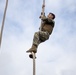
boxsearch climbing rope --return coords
[28,0,45,75]
[0,0,8,47]
[32,52,36,75]
[40,0,45,31]
[32,1,45,75]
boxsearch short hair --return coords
[49,13,55,19]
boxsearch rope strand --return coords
[32,52,36,75]
[0,0,8,47]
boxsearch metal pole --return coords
[32,52,36,75]
[0,0,8,47]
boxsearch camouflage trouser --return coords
[33,31,50,46]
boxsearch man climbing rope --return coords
[26,12,55,53]
[26,3,55,53]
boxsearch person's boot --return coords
[26,44,37,53]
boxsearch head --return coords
[47,13,55,20]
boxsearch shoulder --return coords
[52,20,55,24]
[47,19,55,24]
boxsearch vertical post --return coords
[32,52,36,75]
[0,0,8,47]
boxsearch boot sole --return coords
[29,53,36,59]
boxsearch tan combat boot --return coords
[26,44,37,53]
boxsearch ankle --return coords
[33,44,37,47]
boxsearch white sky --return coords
[0,0,76,75]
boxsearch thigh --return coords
[39,31,49,42]
[34,31,39,38]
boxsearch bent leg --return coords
[26,31,49,53]
[33,31,49,45]
[26,31,40,53]
[39,31,49,42]
[33,31,40,46]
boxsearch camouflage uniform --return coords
[33,16,55,46]
[26,16,55,53]
[33,31,49,46]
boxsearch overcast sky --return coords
[0,0,76,75]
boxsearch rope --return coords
[0,0,8,47]
[32,1,45,74]
[40,0,45,31]
[32,52,36,75]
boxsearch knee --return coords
[34,32,39,36]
